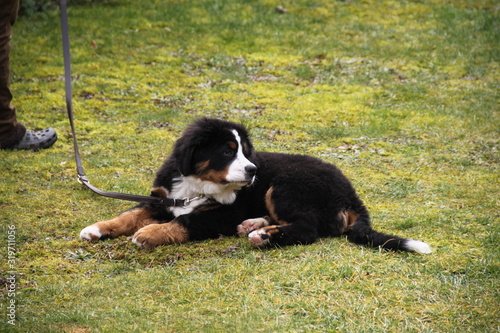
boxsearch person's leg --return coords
[0,0,57,150]
[0,0,24,147]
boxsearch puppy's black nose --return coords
[245,164,257,176]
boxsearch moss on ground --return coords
[0,0,498,332]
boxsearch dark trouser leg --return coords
[0,0,25,148]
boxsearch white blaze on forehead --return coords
[231,129,245,157]
[226,129,255,182]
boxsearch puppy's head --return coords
[174,118,257,188]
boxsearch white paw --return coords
[131,236,145,248]
[79,225,102,241]
[405,239,432,254]
[237,217,270,237]
[248,229,270,247]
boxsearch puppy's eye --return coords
[223,149,234,156]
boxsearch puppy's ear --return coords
[181,146,195,176]
[174,143,195,176]
[173,118,210,176]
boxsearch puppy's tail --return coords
[345,210,432,254]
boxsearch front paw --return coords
[132,223,188,249]
[132,225,164,249]
[80,225,105,241]
[237,217,270,237]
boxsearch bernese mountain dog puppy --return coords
[80,118,431,253]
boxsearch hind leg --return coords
[247,186,319,247]
[248,222,318,247]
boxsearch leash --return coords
[59,0,188,207]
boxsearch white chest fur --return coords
[167,176,239,216]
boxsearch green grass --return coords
[1,0,499,331]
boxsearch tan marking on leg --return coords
[132,222,188,249]
[248,225,283,247]
[265,187,289,225]
[92,208,158,238]
[347,210,359,228]
[338,209,359,232]
[261,225,281,236]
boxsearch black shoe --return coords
[10,127,57,150]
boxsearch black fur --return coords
[138,118,430,252]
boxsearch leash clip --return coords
[77,174,88,185]
[182,195,205,207]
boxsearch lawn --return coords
[1,0,499,332]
